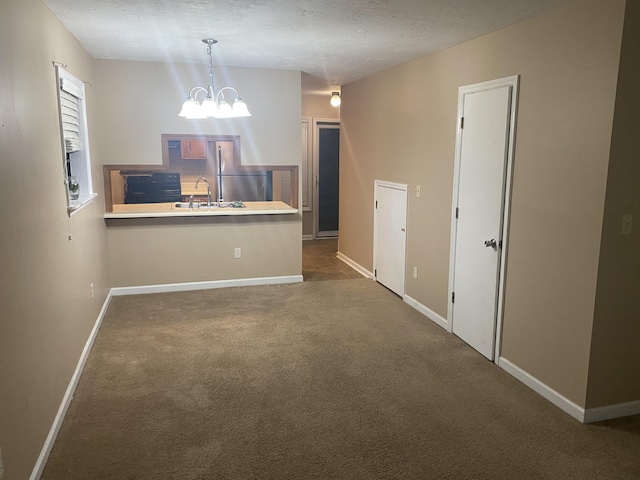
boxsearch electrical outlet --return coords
[234,247,241,259]
[90,283,95,299]
[622,214,633,235]
[413,266,418,279]
[0,446,5,480]
[416,185,421,198]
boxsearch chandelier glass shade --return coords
[179,39,251,119]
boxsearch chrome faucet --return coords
[194,176,211,206]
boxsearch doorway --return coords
[448,76,519,361]
[313,120,340,238]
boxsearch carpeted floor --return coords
[42,279,640,479]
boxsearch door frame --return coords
[313,118,340,238]
[373,180,408,296]
[447,75,519,361]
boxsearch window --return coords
[56,66,96,215]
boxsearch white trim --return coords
[110,275,303,296]
[30,289,114,480]
[302,234,314,241]
[336,252,374,279]
[493,76,519,360]
[301,117,312,211]
[584,400,640,423]
[403,295,448,330]
[497,357,586,423]
[447,75,520,354]
[373,180,407,191]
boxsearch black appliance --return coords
[124,172,182,204]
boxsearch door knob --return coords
[484,239,497,249]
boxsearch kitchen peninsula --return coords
[103,134,302,290]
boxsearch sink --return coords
[174,202,220,209]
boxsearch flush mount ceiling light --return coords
[330,91,341,107]
[179,38,251,119]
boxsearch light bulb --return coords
[330,92,341,107]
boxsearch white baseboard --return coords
[110,275,304,296]
[30,289,114,480]
[499,357,640,423]
[498,357,586,423]
[584,400,640,423]
[302,235,314,241]
[336,252,373,279]
[403,295,449,331]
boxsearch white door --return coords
[374,181,408,296]
[450,77,518,360]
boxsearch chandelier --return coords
[179,38,251,119]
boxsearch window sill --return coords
[68,193,98,217]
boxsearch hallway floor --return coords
[302,238,363,282]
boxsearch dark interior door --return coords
[317,126,340,237]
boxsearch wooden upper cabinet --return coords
[181,140,207,159]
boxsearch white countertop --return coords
[104,201,297,219]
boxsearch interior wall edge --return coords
[585,0,640,409]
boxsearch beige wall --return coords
[0,0,111,478]
[95,60,301,168]
[107,216,301,287]
[339,0,626,407]
[302,200,315,237]
[587,0,640,408]
[301,95,341,237]
[302,94,339,119]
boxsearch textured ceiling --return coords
[42,0,574,94]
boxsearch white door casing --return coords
[448,76,519,361]
[374,181,408,297]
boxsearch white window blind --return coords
[59,86,81,153]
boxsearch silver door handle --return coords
[484,239,497,249]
